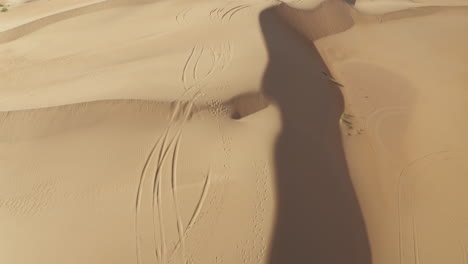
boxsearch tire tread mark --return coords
[135,130,168,264]
[182,45,198,90]
[228,5,250,20]
[171,130,186,263]
[397,150,449,264]
[192,47,205,82]
[168,167,212,262]
[221,5,248,20]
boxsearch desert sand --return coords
[1,0,468,263]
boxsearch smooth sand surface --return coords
[355,0,468,14]
[281,1,468,264]
[1,0,467,263]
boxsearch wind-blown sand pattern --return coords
[1,0,468,263]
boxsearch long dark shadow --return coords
[259,7,372,264]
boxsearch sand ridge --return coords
[310,2,468,264]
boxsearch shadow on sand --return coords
[259,6,372,264]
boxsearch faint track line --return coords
[136,36,228,263]
[192,46,205,82]
[169,167,212,262]
[205,48,217,77]
[175,8,190,24]
[182,45,197,91]
[151,92,200,264]
[209,8,219,20]
[221,5,249,20]
[135,96,187,264]
[449,217,468,264]
[135,131,168,264]
[228,5,251,20]
[171,130,186,264]
[397,150,450,264]
[150,128,183,263]
[463,241,468,264]
[181,42,231,93]
[411,189,420,264]
[209,3,252,23]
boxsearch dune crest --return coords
[277,0,355,40]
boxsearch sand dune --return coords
[1,0,468,263]
[355,0,468,13]
[278,2,468,264]
[0,98,280,263]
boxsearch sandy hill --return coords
[1,0,468,263]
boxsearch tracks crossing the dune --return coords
[174,2,253,27]
[135,94,197,264]
[209,4,252,23]
[449,217,468,264]
[460,240,468,264]
[151,95,200,264]
[170,131,186,264]
[168,168,212,263]
[365,107,408,153]
[175,8,191,25]
[135,92,199,264]
[181,42,233,92]
[460,234,468,264]
[135,40,229,263]
[396,150,451,264]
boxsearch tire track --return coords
[150,128,179,263]
[219,42,232,71]
[135,38,229,264]
[135,101,186,264]
[164,97,203,263]
[135,93,191,264]
[186,167,211,238]
[168,167,212,263]
[135,132,165,264]
[411,188,420,264]
[462,241,468,264]
[209,8,219,20]
[396,150,450,264]
[209,4,251,22]
[150,93,200,264]
[208,6,223,21]
[366,107,408,153]
[182,45,205,91]
[0,182,54,217]
[192,47,205,82]
[221,5,249,20]
[170,131,186,264]
[182,45,198,91]
[176,8,191,25]
[228,5,251,20]
[450,217,468,264]
[181,42,232,93]
[205,48,218,77]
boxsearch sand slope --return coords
[280,2,468,264]
[0,99,280,263]
[0,0,280,263]
[1,0,468,263]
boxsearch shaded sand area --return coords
[278,0,468,263]
[1,0,468,263]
